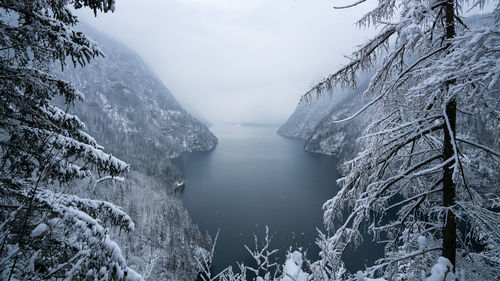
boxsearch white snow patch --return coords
[425,257,456,281]
[418,235,427,251]
[281,251,309,281]
[125,267,144,281]
[30,223,48,237]
[356,271,387,281]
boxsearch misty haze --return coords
[1,1,499,281]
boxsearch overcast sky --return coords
[77,0,376,124]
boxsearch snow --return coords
[425,257,456,281]
[125,268,144,281]
[30,223,48,237]
[488,58,500,89]
[55,26,218,161]
[281,251,309,281]
[356,271,387,281]
[418,235,427,251]
[28,250,40,272]
[104,235,126,266]
[469,32,484,45]
[93,175,125,191]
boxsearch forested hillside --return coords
[54,24,217,178]
[1,1,144,280]
[0,1,217,279]
[52,24,218,280]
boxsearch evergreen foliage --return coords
[0,1,142,280]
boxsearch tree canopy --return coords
[301,0,500,279]
[0,1,142,280]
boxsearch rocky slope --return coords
[278,74,372,161]
[280,14,495,163]
[304,91,372,161]
[51,23,218,280]
[277,92,344,139]
[54,23,217,177]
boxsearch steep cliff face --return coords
[278,75,371,160]
[303,93,373,161]
[277,93,344,139]
[54,24,217,175]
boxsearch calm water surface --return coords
[175,124,379,273]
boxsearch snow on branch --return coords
[92,176,126,192]
[301,26,397,102]
[244,226,279,278]
[456,138,500,157]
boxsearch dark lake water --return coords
[175,124,380,274]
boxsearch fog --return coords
[77,0,376,124]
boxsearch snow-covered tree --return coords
[0,0,142,280]
[301,0,499,279]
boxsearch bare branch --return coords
[333,0,367,10]
[456,138,500,157]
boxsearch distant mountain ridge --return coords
[54,23,217,176]
[277,92,344,140]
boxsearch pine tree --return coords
[0,0,142,280]
[301,0,500,279]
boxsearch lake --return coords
[174,124,381,274]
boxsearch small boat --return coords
[173,180,185,190]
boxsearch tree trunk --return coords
[442,0,457,269]
[442,99,457,268]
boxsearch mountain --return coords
[50,23,218,280]
[278,74,372,161]
[277,92,344,139]
[54,23,217,177]
[304,91,373,161]
[280,14,496,163]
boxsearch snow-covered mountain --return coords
[280,14,495,163]
[54,24,217,176]
[278,74,372,161]
[277,93,343,139]
[304,92,373,161]
[50,24,219,280]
